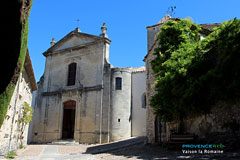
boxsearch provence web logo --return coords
[182,144,225,154]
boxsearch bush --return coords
[5,150,16,159]
[18,144,24,149]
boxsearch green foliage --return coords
[18,102,33,144]
[0,0,33,128]
[19,102,33,124]
[5,150,16,159]
[0,84,16,128]
[18,144,24,149]
[150,18,240,122]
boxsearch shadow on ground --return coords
[86,143,240,160]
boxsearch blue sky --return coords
[28,0,240,81]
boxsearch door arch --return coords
[62,100,76,139]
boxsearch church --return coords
[30,23,146,144]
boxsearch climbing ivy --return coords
[150,18,240,122]
[18,102,33,145]
[0,0,33,128]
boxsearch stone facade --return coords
[144,44,157,143]
[144,15,171,143]
[0,51,37,155]
[30,24,146,144]
[182,101,240,138]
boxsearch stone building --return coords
[30,23,146,144]
[0,50,37,155]
[144,15,226,143]
[144,14,171,144]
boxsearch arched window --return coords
[115,77,122,90]
[67,63,77,86]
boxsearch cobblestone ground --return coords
[0,144,239,160]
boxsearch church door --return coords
[62,100,76,139]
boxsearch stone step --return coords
[51,139,78,145]
[170,134,195,142]
[85,136,146,154]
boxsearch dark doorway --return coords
[155,116,161,142]
[62,100,76,139]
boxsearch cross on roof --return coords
[76,19,80,27]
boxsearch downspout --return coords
[107,67,111,143]
[130,72,133,137]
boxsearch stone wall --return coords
[145,45,157,143]
[0,68,33,155]
[110,68,132,141]
[131,70,146,137]
[164,101,240,147]
[185,101,240,138]
[147,26,160,51]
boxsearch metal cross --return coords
[76,19,80,27]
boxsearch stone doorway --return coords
[62,100,76,139]
[154,116,161,142]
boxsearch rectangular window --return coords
[67,63,77,86]
[142,93,146,108]
[115,77,122,90]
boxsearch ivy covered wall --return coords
[0,0,33,128]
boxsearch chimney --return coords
[75,27,81,32]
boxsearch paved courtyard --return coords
[1,144,240,160]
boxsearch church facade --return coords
[30,24,146,144]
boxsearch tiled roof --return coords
[199,23,220,31]
[24,50,37,91]
[131,66,146,73]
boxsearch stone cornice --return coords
[42,85,103,96]
[43,29,111,57]
[43,39,102,57]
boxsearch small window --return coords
[142,93,146,108]
[67,63,77,86]
[115,77,122,90]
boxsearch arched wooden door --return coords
[62,100,76,139]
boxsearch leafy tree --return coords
[150,18,240,126]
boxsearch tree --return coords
[150,18,240,127]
